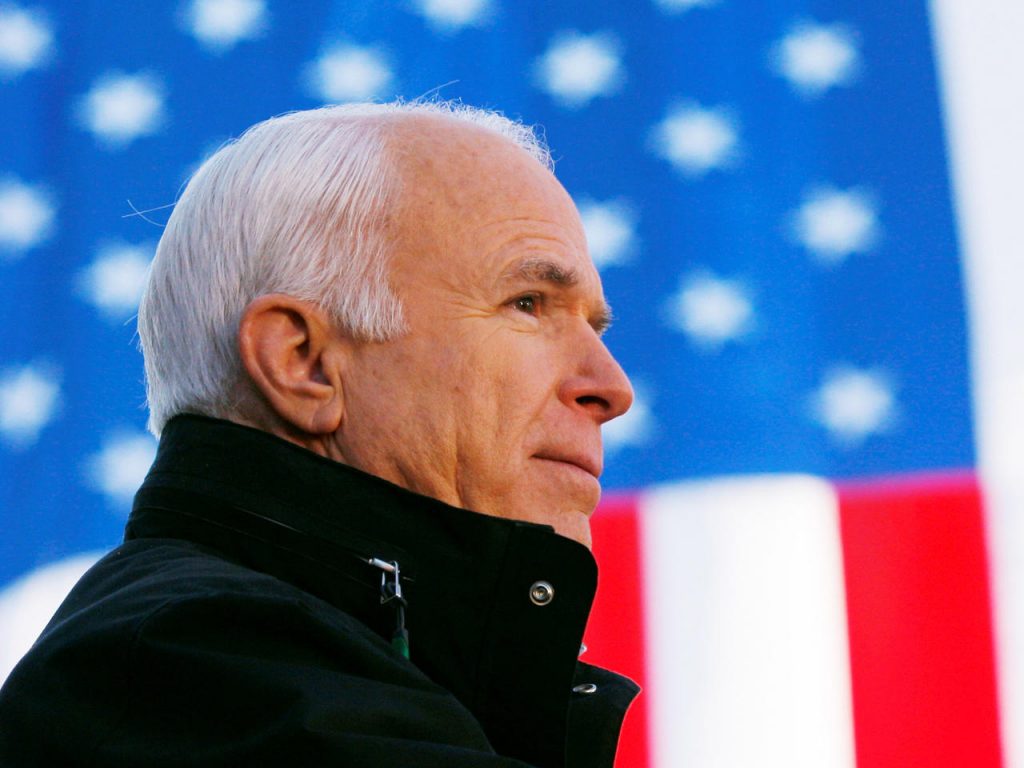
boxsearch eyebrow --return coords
[499,257,613,334]
[500,257,579,287]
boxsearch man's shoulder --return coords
[0,538,508,766]
[31,537,401,672]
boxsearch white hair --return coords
[138,101,552,435]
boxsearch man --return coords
[0,101,637,767]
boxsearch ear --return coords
[238,294,346,437]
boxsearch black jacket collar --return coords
[126,414,618,767]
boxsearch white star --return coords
[306,44,393,103]
[0,552,104,686]
[412,0,491,32]
[78,72,165,148]
[0,363,60,447]
[77,241,153,318]
[183,0,267,51]
[771,21,859,97]
[653,0,719,13]
[535,31,623,108]
[651,103,740,177]
[577,198,637,269]
[0,4,53,79]
[666,272,754,347]
[603,385,653,453]
[87,431,158,505]
[811,366,895,445]
[792,186,879,264]
[0,176,55,257]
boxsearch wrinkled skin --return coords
[243,116,633,548]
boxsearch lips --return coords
[533,452,602,479]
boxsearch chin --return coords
[498,496,594,548]
[552,510,593,549]
[529,458,601,507]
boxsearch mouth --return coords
[533,453,602,480]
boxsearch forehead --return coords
[391,116,576,224]
[388,117,601,292]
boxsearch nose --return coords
[560,330,634,424]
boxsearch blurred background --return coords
[0,1,1021,766]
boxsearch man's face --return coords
[331,119,633,547]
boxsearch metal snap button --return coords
[529,580,554,606]
[573,683,598,695]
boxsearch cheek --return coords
[457,385,558,487]
[345,346,456,448]
[421,328,560,465]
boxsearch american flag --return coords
[0,1,1021,766]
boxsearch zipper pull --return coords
[368,557,409,659]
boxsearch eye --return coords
[512,294,540,315]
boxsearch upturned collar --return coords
[126,414,604,767]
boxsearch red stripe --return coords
[587,493,650,768]
[838,472,1003,768]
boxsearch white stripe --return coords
[640,475,855,768]
[930,3,1024,765]
[0,552,103,686]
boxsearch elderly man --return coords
[0,102,637,767]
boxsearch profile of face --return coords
[241,117,633,547]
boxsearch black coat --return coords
[0,415,638,767]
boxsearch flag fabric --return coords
[1,1,1022,766]
[586,474,1004,767]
